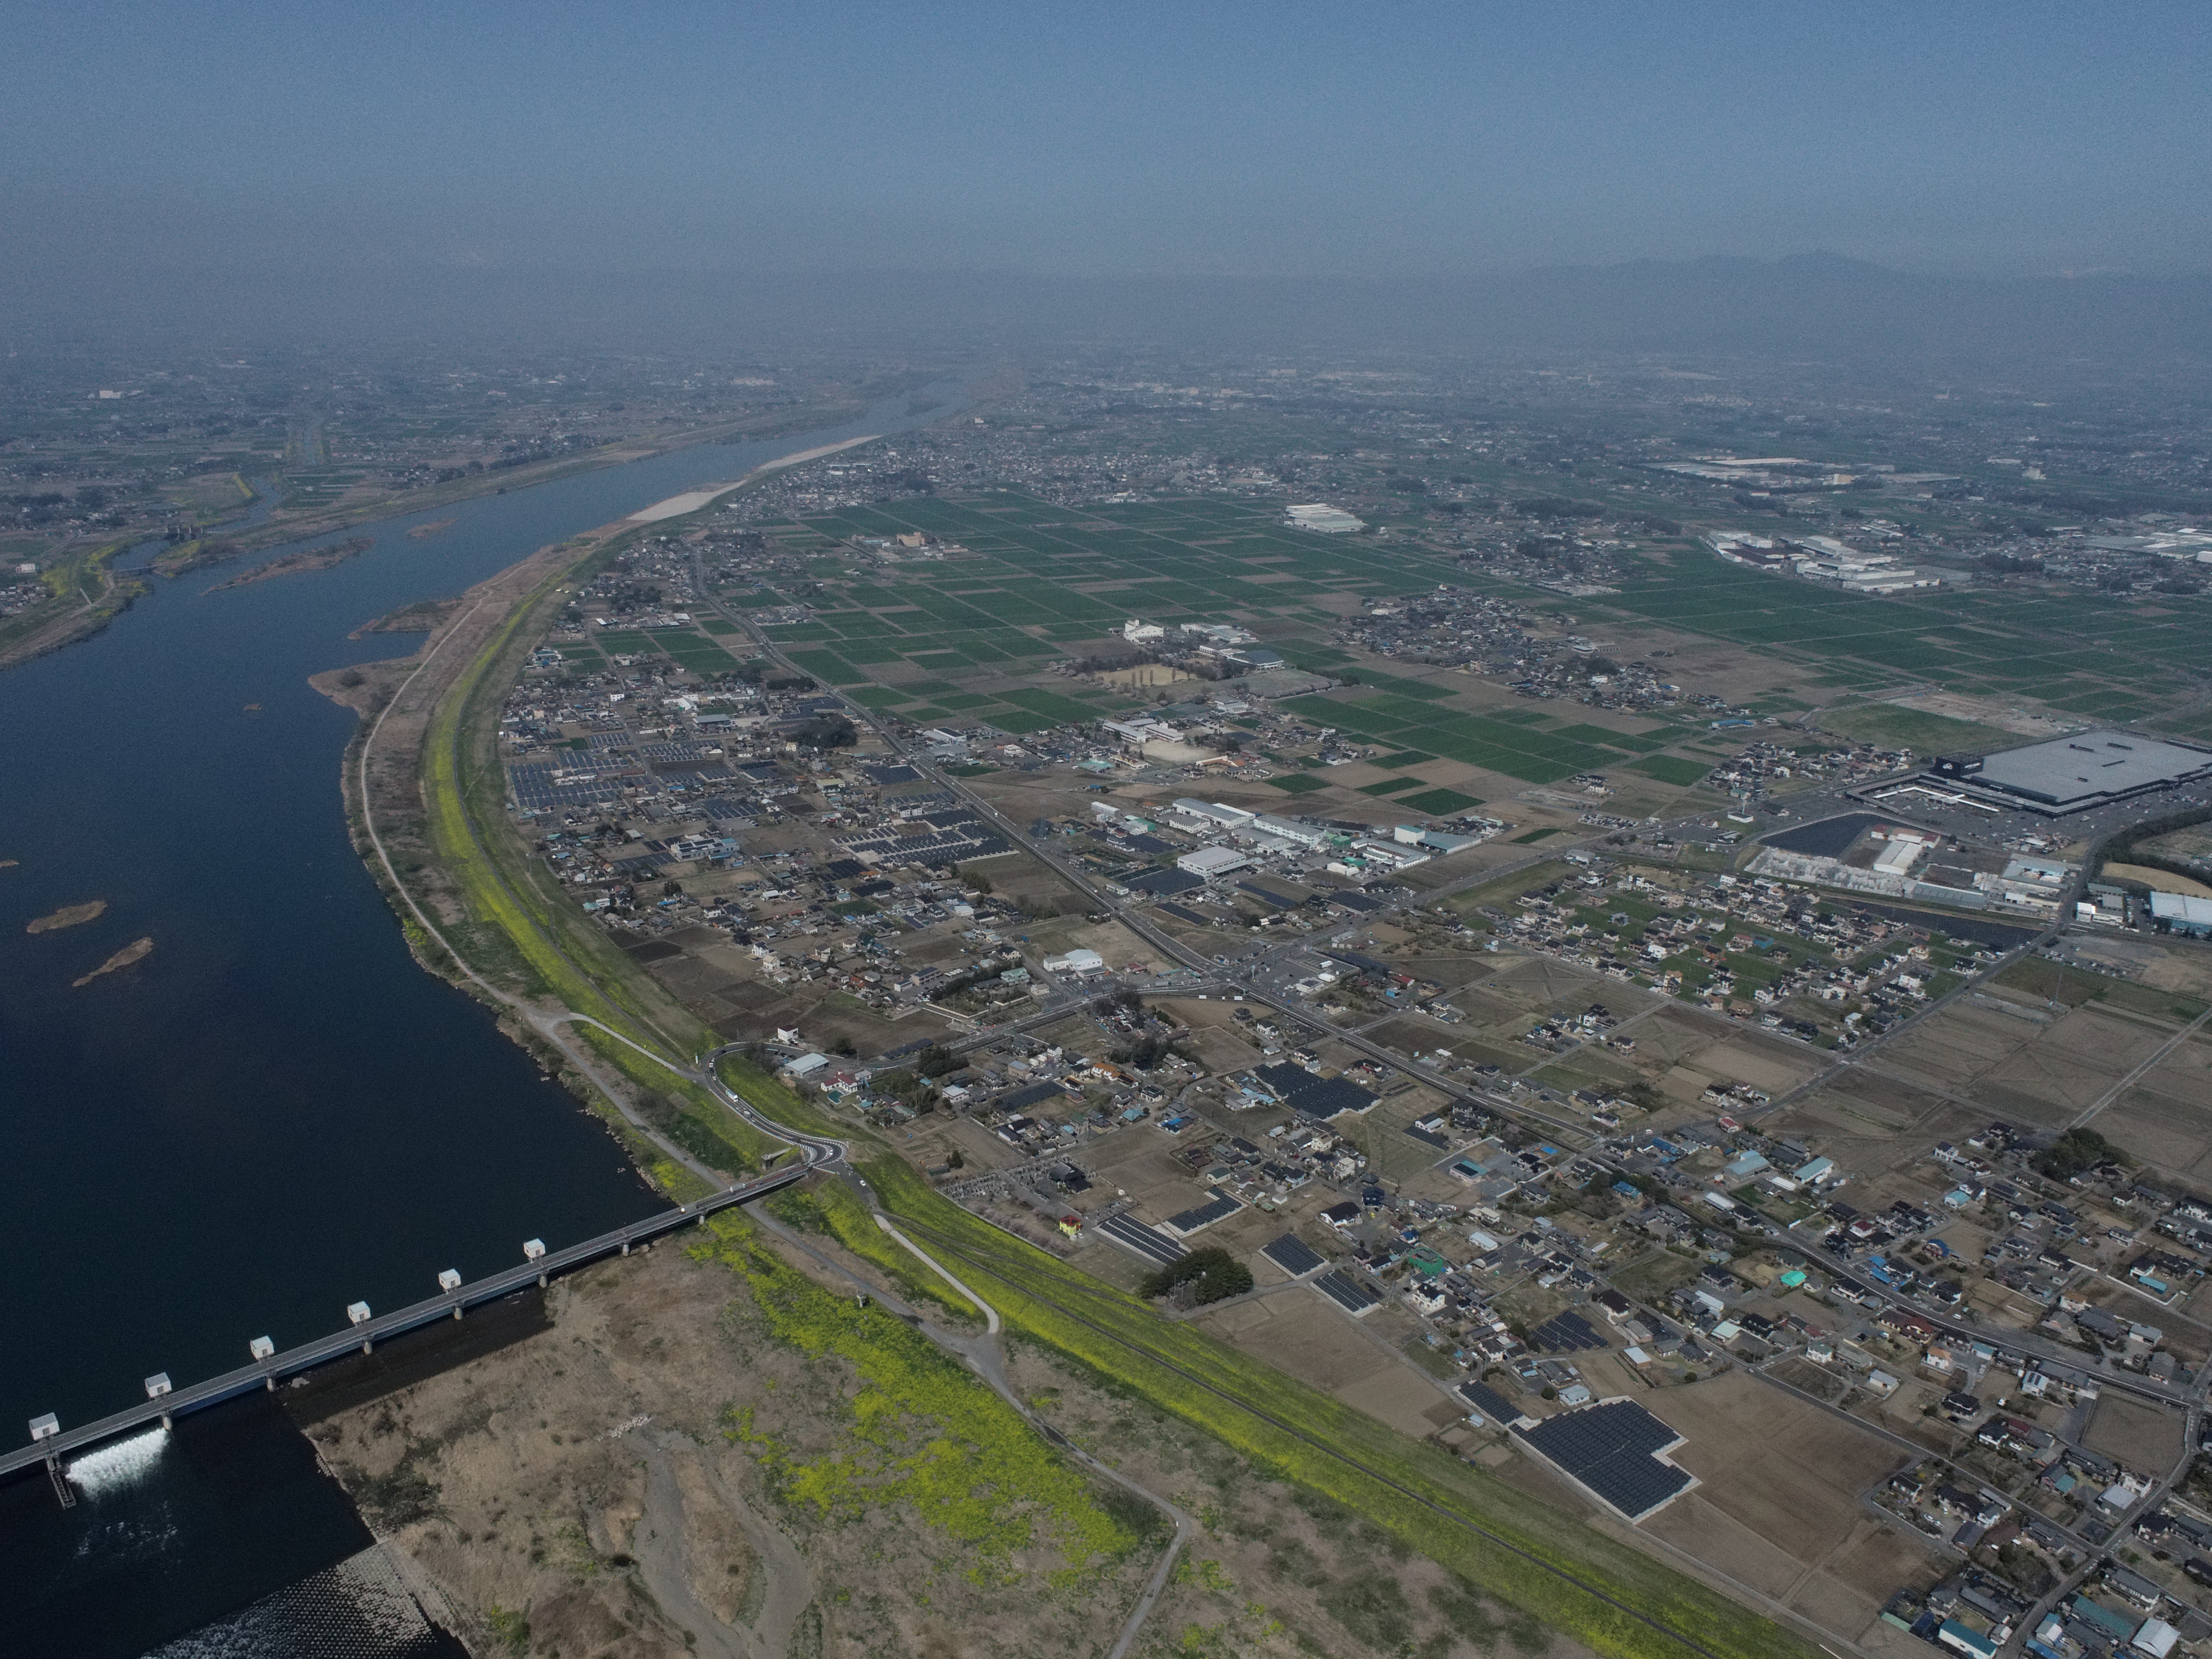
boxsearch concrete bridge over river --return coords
[3,1157,815,1499]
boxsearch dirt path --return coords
[626,1431,754,1659]
[761,1203,1195,1659]
[699,1446,813,1656]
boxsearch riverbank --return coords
[312,513,709,1195]
[216,398,877,561]
[205,535,372,592]
[0,538,146,676]
[312,441,869,1200]
[338,446,1832,1659]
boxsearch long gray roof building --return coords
[1927,730,2212,816]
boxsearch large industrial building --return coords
[1919,730,2212,817]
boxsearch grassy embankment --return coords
[414,530,779,1194]
[407,464,1815,1659]
[0,536,144,664]
[863,1155,1822,1659]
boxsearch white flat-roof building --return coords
[1177,846,1250,879]
[1251,813,1326,848]
[1173,798,1253,827]
[2151,892,2212,938]
[1285,503,1365,534]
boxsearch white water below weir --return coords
[67,1424,170,1498]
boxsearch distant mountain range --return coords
[9,254,2209,370]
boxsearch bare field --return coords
[2082,1394,2187,1472]
[1881,1004,2039,1090]
[1494,1370,1943,1649]
[1643,1374,1919,1579]
[2093,1079,2212,1182]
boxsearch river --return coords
[0,377,973,1655]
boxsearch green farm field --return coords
[718,493,2212,796]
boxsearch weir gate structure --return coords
[4,1159,809,1497]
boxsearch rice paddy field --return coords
[727,490,2212,782]
[732,492,1478,729]
[1593,557,2212,734]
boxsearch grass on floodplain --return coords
[414,534,788,1180]
[764,1176,981,1327]
[694,1211,1138,1581]
[847,1155,1821,1659]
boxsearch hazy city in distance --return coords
[7,9,2212,1659]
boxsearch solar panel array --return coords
[635,740,721,764]
[1095,1212,1184,1266]
[508,760,631,812]
[1164,1193,1242,1236]
[1291,1077,1381,1120]
[1456,1379,1520,1423]
[835,823,1009,862]
[1529,1311,1606,1352]
[1261,1232,1325,1277]
[1158,902,1213,925]
[1515,1401,1692,1519]
[1314,1269,1383,1315]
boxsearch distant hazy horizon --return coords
[6,3,2208,289]
[7,4,2207,365]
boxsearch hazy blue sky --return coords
[6,1,2206,279]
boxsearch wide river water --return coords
[1,377,972,1655]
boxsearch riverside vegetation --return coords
[367,476,1829,1659]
